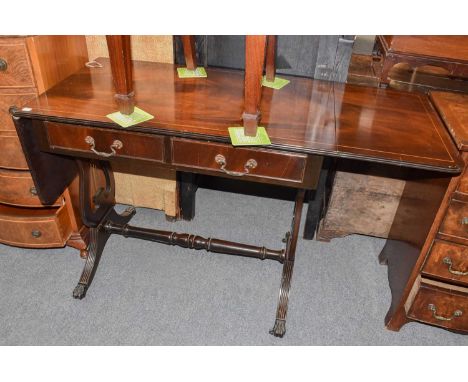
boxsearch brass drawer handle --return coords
[461,217,468,225]
[31,230,42,239]
[85,136,123,158]
[443,257,468,276]
[29,186,38,196]
[428,304,463,321]
[0,58,7,72]
[214,154,257,177]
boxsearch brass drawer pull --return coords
[214,154,257,177]
[0,58,7,72]
[428,304,463,321]
[461,217,468,225]
[29,186,38,196]
[31,230,42,239]
[443,257,468,276]
[85,136,123,158]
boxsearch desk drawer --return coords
[0,42,35,88]
[422,240,468,287]
[0,204,71,248]
[407,280,468,332]
[171,138,308,186]
[0,168,61,207]
[438,199,468,246]
[0,131,29,169]
[45,122,165,163]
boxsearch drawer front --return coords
[0,169,61,207]
[171,138,307,185]
[407,282,468,332]
[423,240,468,287]
[438,199,468,245]
[0,42,35,88]
[0,92,36,131]
[45,122,165,163]
[0,204,71,248]
[0,131,29,169]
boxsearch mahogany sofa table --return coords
[11,58,462,337]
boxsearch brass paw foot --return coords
[269,319,286,338]
[73,283,88,299]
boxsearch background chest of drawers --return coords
[0,36,88,255]
[404,91,468,332]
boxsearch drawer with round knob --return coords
[407,279,468,332]
[0,168,62,207]
[0,204,71,248]
[0,42,35,88]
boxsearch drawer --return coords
[438,199,468,246]
[0,42,35,88]
[171,138,308,186]
[0,91,37,131]
[0,204,71,248]
[407,280,468,332]
[45,122,165,163]
[0,168,61,207]
[422,240,468,287]
[0,131,29,169]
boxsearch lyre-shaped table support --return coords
[71,158,305,337]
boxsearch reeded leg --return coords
[270,260,294,337]
[270,190,305,337]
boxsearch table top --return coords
[15,58,462,173]
[430,91,468,152]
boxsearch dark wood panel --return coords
[171,138,310,187]
[13,58,462,173]
[45,121,165,163]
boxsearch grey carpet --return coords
[0,187,467,345]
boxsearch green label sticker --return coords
[177,67,208,78]
[228,126,271,146]
[106,107,154,128]
[262,75,290,90]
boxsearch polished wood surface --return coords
[430,91,468,151]
[265,35,277,82]
[0,38,35,87]
[383,36,468,62]
[0,131,28,169]
[25,36,88,94]
[423,240,468,287]
[17,58,461,173]
[438,199,468,246]
[0,168,61,207]
[0,90,37,130]
[407,279,468,332]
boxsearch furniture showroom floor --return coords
[1,186,467,345]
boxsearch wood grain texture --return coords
[0,130,28,169]
[25,35,88,94]
[422,240,468,287]
[0,39,35,88]
[86,35,176,214]
[430,91,468,151]
[16,58,462,173]
[438,199,468,246]
[407,280,468,332]
[0,89,37,131]
[0,203,71,248]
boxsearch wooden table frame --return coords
[10,35,464,338]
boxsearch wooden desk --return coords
[11,58,462,337]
